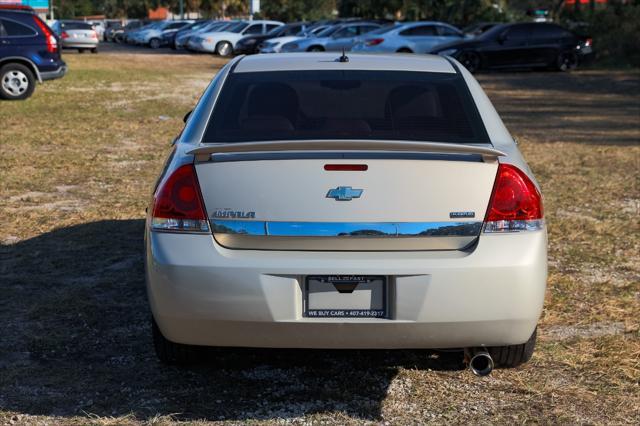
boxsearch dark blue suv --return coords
[0,5,67,100]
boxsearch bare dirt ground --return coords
[1,48,639,425]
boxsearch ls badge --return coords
[326,186,363,201]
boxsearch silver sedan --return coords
[280,23,382,52]
[352,21,465,54]
[52,21,99,53]
[146,52,547,376]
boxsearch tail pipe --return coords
[466,349,494,376]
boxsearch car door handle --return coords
[0,40,9,44]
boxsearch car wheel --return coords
[0,63,36,100]
[487,328,537,368]
[78,48,85,54]
[458,51,481,73]
[308,46,324,52]
[557,51,578,72]
[397,48,413,53]
[91,47,98,54]
[149,38,160,49]
[216,41,233,57]
[152,316,204,365]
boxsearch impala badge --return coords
[326,186,363,201]
[450,211,475,218]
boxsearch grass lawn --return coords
[0,49,638,425]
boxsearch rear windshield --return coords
[61,22,93,30]
[202,70,489,144]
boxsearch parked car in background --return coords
[431,22,593,72]
[0,4,66,100]
[51,20,99,53]
[103,20,122,42]
[146,53,546,375]
[125,21,156,44]
[166,20,209,49]
[235,22,309,54]
[130,20,193,49]
[352,21,464,54]
[176,21,230,50]
[88,20,105,40]
[280,22,382,52]
[259,24,330,53]
[115,20,146,43]
[188,20,283,56]
[462,22,499,37]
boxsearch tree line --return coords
[54,0,521,24]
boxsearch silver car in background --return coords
[259,25,330,53]
[146,53,547,376]
[280,23,382,52]
[352,21,465,54]
[175,21,228,50]
[52,21,99,53]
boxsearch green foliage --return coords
[261,0,336,22]
[563,2,640,68]
[338,0,510,26]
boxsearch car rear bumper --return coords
[146,229,547,349]
[40,64,67,81]
[62,41,99,49]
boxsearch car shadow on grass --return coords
[0,219,464,422]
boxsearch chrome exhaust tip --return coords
[468,351,494,376]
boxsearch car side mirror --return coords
[183,110,192,123]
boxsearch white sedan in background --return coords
[187,20,283,56]
[146,52,547,377]
[351,21,466,54]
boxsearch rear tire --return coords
[458,51,481,73]
[149,38,160,49]
[308,46,324,52]
[487,328,537,368]
[216,41,233,57]
[557,51,578,72]
[397,48,413,53]
[91,47,98,54]
[78,48,85,53]
[0,63,35,100]
[152,316,204,365]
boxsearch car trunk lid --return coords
[192,142,501,251]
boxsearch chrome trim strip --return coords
[211,220,483,238]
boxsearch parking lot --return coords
[1,48,639,424]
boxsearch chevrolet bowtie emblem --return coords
[326,186,363,201]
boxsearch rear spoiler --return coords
[188,140,506,162]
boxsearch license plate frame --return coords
[303,275,387,319]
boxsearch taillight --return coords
[585,38,592,47]
[33,16,57,53]
[61,31,69,39]
[483,164,544,233]
[151,164,209,232]
[366,38,384,46]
